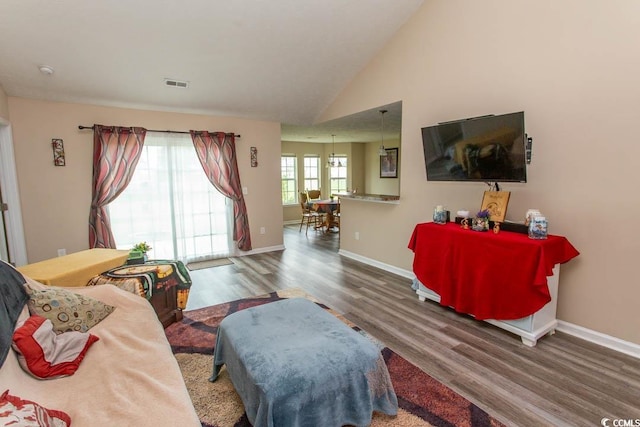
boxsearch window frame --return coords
[281,154,298,206]
[303,155,321,193]
[328,155,348,195]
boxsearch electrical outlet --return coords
[260,227,266,235]
[354,232,360,241]
[57,248,66,257]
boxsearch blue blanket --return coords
[211,298,398,427]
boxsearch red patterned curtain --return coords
[89,125,146,248]
[190,131,252,251]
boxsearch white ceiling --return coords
[281,100,402,144]
[0,0,422,142]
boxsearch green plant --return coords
[132,242,152,253]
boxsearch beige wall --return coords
[0,85,9,120]
[8,97,283,263]
[323,0,640,344]
[350,143,365,194]
[365,138,400,195]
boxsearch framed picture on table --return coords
[480,191,511,222]
[380,148,398,178]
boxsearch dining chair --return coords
[307,189,321,200]
[299,192,324,235]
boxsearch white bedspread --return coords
[0,280,199,426]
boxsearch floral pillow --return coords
[25,285,115,334]
[0,389,71,426]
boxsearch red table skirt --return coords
[408,222,579,320]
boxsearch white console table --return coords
[413,265,559,346]
[408,222,579,346]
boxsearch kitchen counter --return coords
[334,192,400,204]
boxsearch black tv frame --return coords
[421,111,527,183]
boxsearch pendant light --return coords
[327,134,336,167]
[334,134,343,167]
[378,109,388,156]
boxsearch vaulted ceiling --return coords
[0,0,422,142]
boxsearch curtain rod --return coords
[78,125,240,138]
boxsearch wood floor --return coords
[186,225,640,427]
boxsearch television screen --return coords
[421,112,527,182]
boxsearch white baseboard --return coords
[235,244,285,257]
[556,320,640,359]
[338,249,414,280]
[338,249,640,359]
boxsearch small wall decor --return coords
[250,146,258,167]
[51,138,65,166]
[480,190,511,222]
[380,147,398,178]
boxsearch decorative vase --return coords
[472,217,489,232]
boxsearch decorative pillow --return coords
[25,285,115,334]
[0,260,28,367]
[12,315,99,379]
[0,389,71,426]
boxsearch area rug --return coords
[186,258,234,271]
[165,288,504,427]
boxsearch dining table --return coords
[308,199,340,232]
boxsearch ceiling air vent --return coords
[164,79,189,89]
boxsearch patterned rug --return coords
[165,288,505,427]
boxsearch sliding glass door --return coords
[109,133,232,262]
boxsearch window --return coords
[109,133,231,262]
[329,156,348,194]
[303,155,320,192]
[281,155,297,205]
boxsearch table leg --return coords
[313,213,326,231]
[325,212,340,233]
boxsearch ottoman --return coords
[210,298,398,427]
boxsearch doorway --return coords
[0,119,27,265]
[0,183,10,262]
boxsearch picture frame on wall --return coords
[480,190,511,222]
[51,138,65,166]
[380,147,398,178]
[250,146,258,167]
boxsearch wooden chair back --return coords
[307,189,321,200]
[299,192,310,212]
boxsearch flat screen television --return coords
[421,111,527,182]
